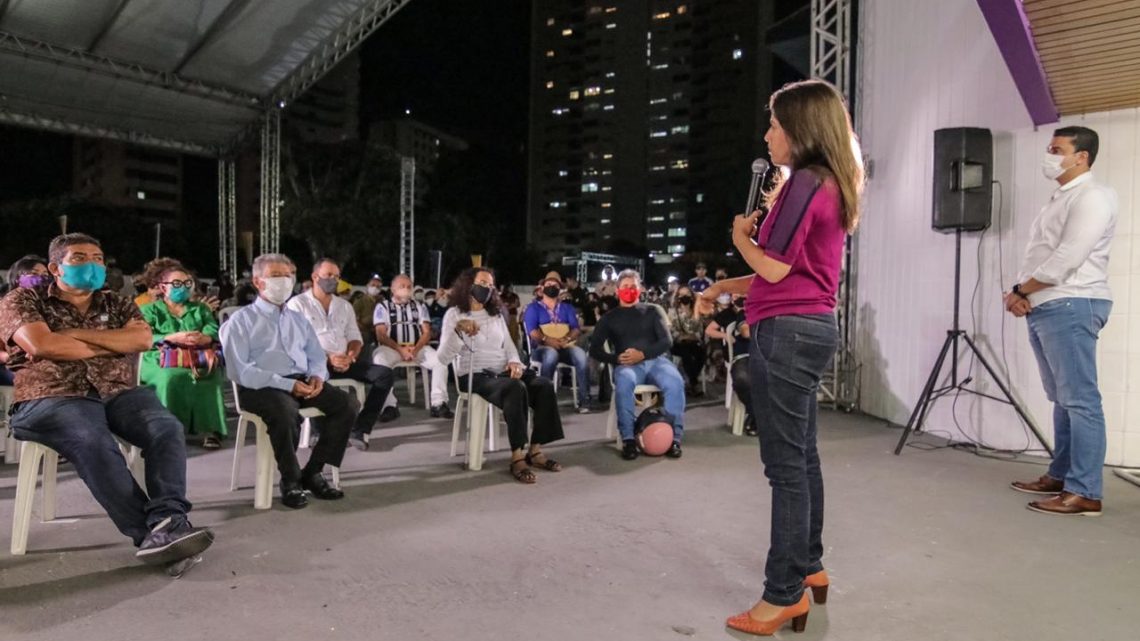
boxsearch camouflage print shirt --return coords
[0,284,146,404]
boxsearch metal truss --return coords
[399,156,416,280]
[0,30,261,109]
[217,158,237,276]
[812,0,857,410]
[560,251,645,285]
[270,0,414,107]
[259,110,282,255]
[0,107,219,155]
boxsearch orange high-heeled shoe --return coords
[725,593,810,636]
[804,570,829,604]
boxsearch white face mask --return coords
[1041,152,1069,180]
[260,276,295,305]
[717,293,732,305]
[366,285,381,297]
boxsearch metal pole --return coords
[155,222,162,259]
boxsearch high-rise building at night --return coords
[528,1,775,264]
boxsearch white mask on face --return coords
[1041,152,1068,180]
[366,285,381,297]
[260,276,295,305]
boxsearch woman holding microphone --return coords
[700,79,862,635]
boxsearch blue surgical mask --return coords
[59,262,106,291]
[167,285,192,304]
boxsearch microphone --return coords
[743,157,770,217]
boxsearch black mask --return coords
[733,299,745,309]
[678,296,693,305]
[471,284,493,305]
[543,285,561,298]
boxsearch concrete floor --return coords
[1,389,1138,641]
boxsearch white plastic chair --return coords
[217,306,241,324]
[601,343,662,446]
[523,320,580,408]
[392,361,431,410]
[1,385,18,464]
[298,378,366,449]
[11,437,146,555]
[448,359,508,471]
[229,382,339,509]
[723,322,748,436]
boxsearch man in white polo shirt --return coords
[288,258,394,451]
[373,274,452,418]
[1005,126,1117,517]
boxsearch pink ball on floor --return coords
[638,422,674,456]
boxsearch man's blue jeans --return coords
[749,314,838,606]
[533,345,590,407]
[1026,297,1112,500]
[614,355,685,442]
[10,387,192,545]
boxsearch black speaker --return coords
[932,127,993,232]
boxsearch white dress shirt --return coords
[220,297,328,392]
[1017,172,1118,306]
[286,289,362,355]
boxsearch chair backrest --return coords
[724,321,737,361]
[230,380,245,414]
[218,306,241,323]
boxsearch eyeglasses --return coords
[162,280,195,288]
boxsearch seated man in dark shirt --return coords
[706,294,756,436]
[589,269,686,460]
[0,233,213,573]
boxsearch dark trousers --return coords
[327,357,394,435]
[671,340,705,387]
[458,370,564,451]
[749,314,837,606]
[730,356,754,427]
[10,387,191,545]
[236,382,358,484]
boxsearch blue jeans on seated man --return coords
[9,387,192,546]
[1026,297,1112,500]
[614,355,686,442]
[533,345,590,407]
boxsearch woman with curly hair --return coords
[138,259,227,448]
[436,267,565,484]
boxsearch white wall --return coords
[856,0,1140,465]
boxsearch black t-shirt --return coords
[713,307,749,359]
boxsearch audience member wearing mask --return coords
[353,275,384,343]
[523,271,592,411]
[138,262,227,449]
[706,295,756,436]
[0,233,214,571]
[668,285,707,397]
[372,274,453,419]
[425,289,446,340]
[437,267,565,485]
[220,253,359,509]
[287,258,395,451]
[1,255,51,385]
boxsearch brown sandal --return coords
[525,451,562,472]
[509,458,537,484]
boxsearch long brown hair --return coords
[764,79,863,232]
[450,267,502,316]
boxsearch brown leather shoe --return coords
[1010,474,1063,495]
[1027,491,1102,517]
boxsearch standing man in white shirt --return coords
[373,274,453,418]
[1006,126,1117,517]
[287,258,395,451]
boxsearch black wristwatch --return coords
[1012,284,1028,300]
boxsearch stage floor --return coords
[2,395,1137,640]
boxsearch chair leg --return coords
[299,417,312,450]
[487,406,499,452]
[331,466,341,489]
[606,398,618,444]
[421,368,431,410]
[467,396,488,471]
[406,367,416,407]
[254,419,274,510]
[230,417,248,492]
[450,397,466,457]
[4,429,20,464]
[11,442,44,555]
[40,449,58,522]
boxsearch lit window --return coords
[654,11,671,20]
[648,232,665,238]
[602,153,614,159]
[649,97,668,105]
[668,244,686,253]
[551,107,568,115]
[605,71,616,78]
[588,6,603,15]
[546,80,554,89]
[650,165,666,171]
[733,48,743,60]
[581,182,599,192]
[603,104,615,111]
[668,227,686,237]
[648,216,665,222]
[601,186,612,191]
[671,159,689,169]
[600,218,612,224]
[652,63,669,70]
[603,88,615,94]
[606,22,616,29]
[546,50,555,58]
[671,125,689,134]
[677,4,687,14]
[136,191,147,200]
[558,170,569,177]
[584,86,601,96]
[549,201,565,208]
[650,199,666,205]
[562,28,573,36]
[670,211,686,220]
[601,170,612,175]
[547,17,555,26]
[569,90,580,100]
[601,202,612,208]
[650,131,668,138]
[695,193,704,203]
[605,6,617,13]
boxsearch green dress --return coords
[139,300,227,436]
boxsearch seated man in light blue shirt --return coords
[220,253,359,509]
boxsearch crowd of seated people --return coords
[2,236,759,567]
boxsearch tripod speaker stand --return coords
[893,228,1052,456]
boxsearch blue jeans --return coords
[9,387,192,545]
[1026,297,1111,500]
[533,345,590,407]
[614,355,685,442]
[749,314,838,606]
